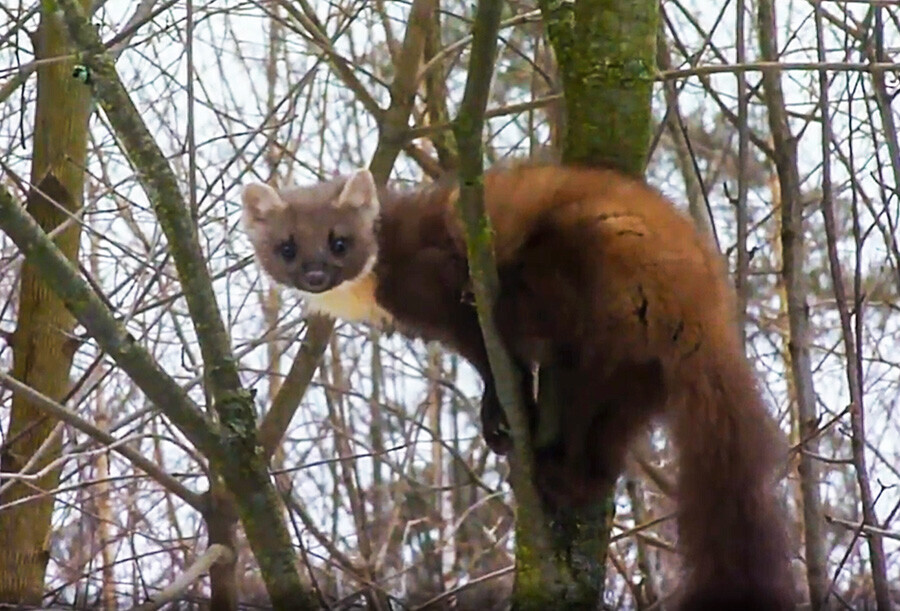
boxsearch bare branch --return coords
[757,1,829,605]
[132,544,235,611]
[260,316,334,460]
[658,60,899,80]
[0,370,203,510]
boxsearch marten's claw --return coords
[480,388,513,455]
[484,427,513,455]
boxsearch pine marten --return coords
[241,163,795,609]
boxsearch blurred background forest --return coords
[1,0,899,609]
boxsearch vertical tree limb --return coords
[539,0,658,174]
[423,7,458,170]
[757,0,828,606]
[815,5,891,609]
[0,3,93,602]
[369,0,438,180]
[450,1,607,608]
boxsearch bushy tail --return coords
[672,340,795,611]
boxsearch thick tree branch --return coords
[451,0,547,522]
[450,0,579,608]
[51,3,315,605]
[259,316,334,460]
[369,0,438,180]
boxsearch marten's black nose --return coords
[304,270,328,290]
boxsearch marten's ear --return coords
[336,168,379,217]
[242,183,284,220]
[241,183,284,241]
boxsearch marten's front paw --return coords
[484,427,513,455]
[481,388,513,455]
[460,282,476,306]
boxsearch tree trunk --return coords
[528,0,659,607]
[539,0,658,175]
[0,3,93,603]
[451,1,659,608]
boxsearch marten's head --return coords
[241,169,379,295]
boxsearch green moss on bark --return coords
[540,0,658,174]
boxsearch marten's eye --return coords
[277,237,297,262]
[329,231,351,256]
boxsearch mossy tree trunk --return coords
[539,0,658,174]
[533,0,659,607]
[0,3,93,604]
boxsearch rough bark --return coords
[0,2,93,603]
[539,0,658,174]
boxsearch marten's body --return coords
[242,163,795,609]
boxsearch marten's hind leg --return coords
[532,359,666,510]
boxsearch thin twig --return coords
[658,59,899,80]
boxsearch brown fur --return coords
[242,163,795,609]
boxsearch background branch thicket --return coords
[0,0,898,608]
